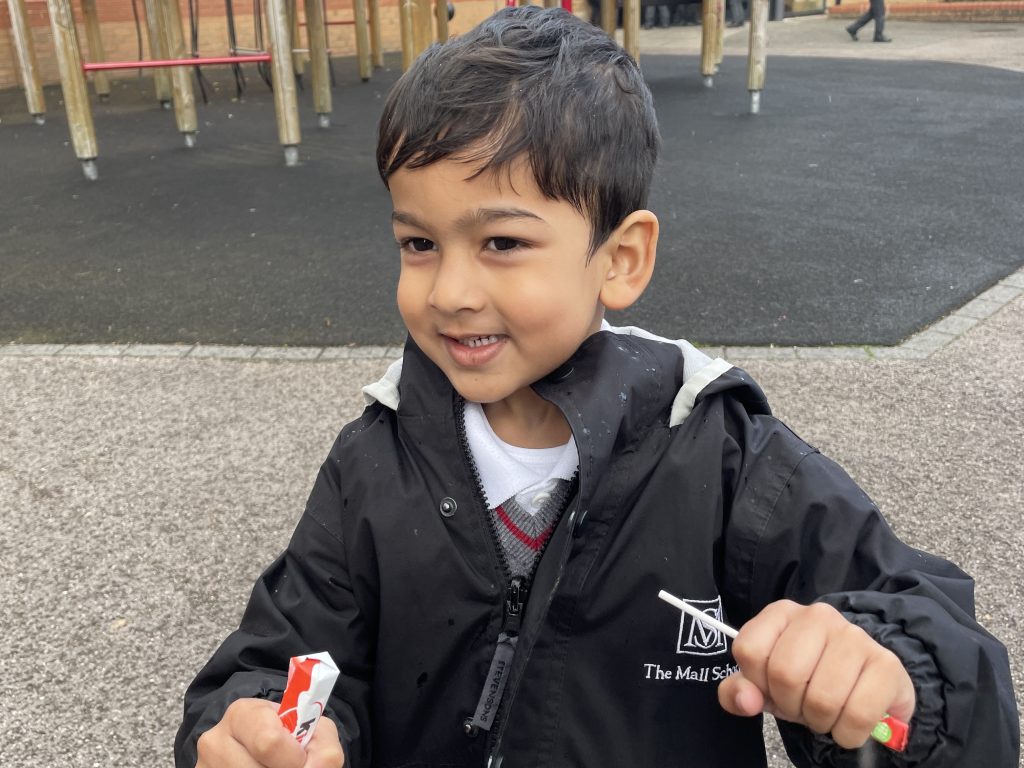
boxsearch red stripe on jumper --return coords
[495,504,553,551]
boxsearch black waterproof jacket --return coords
[175,327,1019,768]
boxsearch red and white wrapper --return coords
[277,652,340,749]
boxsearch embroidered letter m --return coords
[675,596,729,656]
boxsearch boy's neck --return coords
[482,389,572,449]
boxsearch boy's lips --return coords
[442,333,508,367]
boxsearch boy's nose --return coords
[428,256,485,314]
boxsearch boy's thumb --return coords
[717,671,768,718]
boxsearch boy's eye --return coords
[400,237,435,252]
[487,237,521,252]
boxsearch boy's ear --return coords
[599,210,659,312]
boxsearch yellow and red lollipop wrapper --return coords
[277,652,340,749]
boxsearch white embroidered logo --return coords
[675,596,729,656]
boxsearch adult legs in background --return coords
[846,0,890,41]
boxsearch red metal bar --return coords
[82,54,271,72]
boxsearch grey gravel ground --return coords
[1,293,1021,767]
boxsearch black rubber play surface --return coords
[1,52,1021,346]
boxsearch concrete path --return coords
[1,290,1021,767]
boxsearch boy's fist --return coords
[717,600,916,750]
[196,698,345,768]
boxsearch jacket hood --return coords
[361,322,770,427]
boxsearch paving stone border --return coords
[3,267,1021,363]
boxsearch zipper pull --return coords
[503,576,528,635]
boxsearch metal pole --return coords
[6,0,47,121]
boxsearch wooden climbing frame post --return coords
[263,0,302,163]
[746,0,769,113]
[142,0,173,106]
[155,0,199,143]
[368,0,383,66]
[44,0,98,177]
[353,0,372,80]
[622,0,640,61]
[5,0,46,121]
[80,0,111,98]
[303,0,333,121]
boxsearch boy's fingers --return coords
[831,648,916,749]
[763,612,828,722]
[196,729,266,768]
[226,699,307,768]
[717,670,768,717]
[304,717,346,768]
[800,623,869,734]
[730,600,801,696]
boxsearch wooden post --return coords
[413,0,432,55]
[433,0,448,44]
[303,0,332,123]
[368,0,383,67]
[353,0,372,81]
[142,0,173,107]
[600,0,615,36]
[746,0,768,113]
[699,0,717,85]
[264,0,302,163]
[400,0,415,70]
[43,0,98,178]
[622,0,640,62]
[80,0,111,98]
[542,0,557,6]
[6,0,47,121]
[157,0,198,144]
[714,0,725,65]
[290,0,306,80]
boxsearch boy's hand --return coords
[196,698,345,768]
[718,600,916,750]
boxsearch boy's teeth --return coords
[461,335,499,348]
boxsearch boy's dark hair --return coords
[377,6,660,254]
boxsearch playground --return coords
[1,11,1023,768]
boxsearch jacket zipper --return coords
[456,397,580,762]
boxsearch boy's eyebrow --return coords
[391,208,546,231]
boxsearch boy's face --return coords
[390,154,610,411]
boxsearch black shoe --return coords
[873,34,892,42]
[845,25,858,40]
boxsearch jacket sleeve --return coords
[722,414,1019,768]
[173,450,376,768]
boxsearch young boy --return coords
[175,7,1018,767]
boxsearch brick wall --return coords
[2,0,558,92]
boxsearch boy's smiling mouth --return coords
[442,333,508,367]
[457,334,503,348]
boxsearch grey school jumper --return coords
[175,327,1019,768]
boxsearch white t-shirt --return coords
[463,401,579,516]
